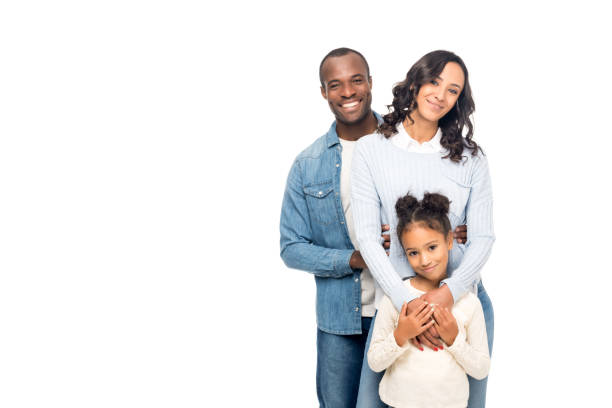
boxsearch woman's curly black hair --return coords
[395,192,452,242]
[378,50,480,162]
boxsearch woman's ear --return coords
[447,231,454,250]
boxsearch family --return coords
[280,48,494,408]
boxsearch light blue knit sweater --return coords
[351,132,495,311]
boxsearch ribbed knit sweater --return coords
[351,131,495,311]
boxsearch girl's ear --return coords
[447,231,454,250]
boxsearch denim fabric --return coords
[280,119,384,334]
[317,317,372,408]
[357,283,494,408]
[467,282,494,408]
[356,312,388,408]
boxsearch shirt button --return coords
[318,191,323,196]
[355,277,359,282]
[336,163,340,168]
[354,307,359,312]
[335,192,338,196]
[340,221,344,224]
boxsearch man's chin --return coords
[335,110,371,126]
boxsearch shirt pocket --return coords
[303,181,338,226]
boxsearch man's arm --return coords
[280,159,355,278]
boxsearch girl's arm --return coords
[441,154,495,302]
[445,299,490,380]
[367,296,409,372]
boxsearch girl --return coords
[367,192,490,408]
[352,50,494,408]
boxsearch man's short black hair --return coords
[319,47,370,87]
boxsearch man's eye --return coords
[354,79,362,83]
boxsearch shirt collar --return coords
[325,111,383,148]
[392,122,443,152]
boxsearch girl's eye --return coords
[429,245,437,251]
[408,251,417,257]
[449,89,458,95]
[430,80,438,86]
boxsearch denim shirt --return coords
[280,120,372,335]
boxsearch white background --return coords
[1,0,611,406]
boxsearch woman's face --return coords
[401,224,453,283]
[413,62,465,124]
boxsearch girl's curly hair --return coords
[378,50,480,162]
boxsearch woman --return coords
[352,50,494,408]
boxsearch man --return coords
[280,48,467,407]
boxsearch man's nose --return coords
[341,84,356,98]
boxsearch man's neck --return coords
[336,112,378,142]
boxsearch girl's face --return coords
[401,223,453,283]
[413,62,465,124]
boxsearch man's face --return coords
[320,53,372,126]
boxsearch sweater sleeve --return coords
[446,297,490,380]
[367,295,411,372]
[442,154,495,301]
[351,141,416,310]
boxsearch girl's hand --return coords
[393,302,435,347]
[433,307,459,346]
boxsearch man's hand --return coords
[453,224,467,244]
[382,224,390,254]
[393,302,435,347]
[349,251,367,269]
[433,307,459,346]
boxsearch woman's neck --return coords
[402,115,438,144]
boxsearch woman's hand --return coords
[393,302,435,347]
[433,307,459,346]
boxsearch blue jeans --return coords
[356,282,494,408]
[316,317,373,408]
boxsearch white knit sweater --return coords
[367,280,490,408]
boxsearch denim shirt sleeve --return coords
[280,158,355,278]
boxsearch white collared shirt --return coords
[391,123,443,153]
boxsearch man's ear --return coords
[368,76,373,87]
[320,86,327,100]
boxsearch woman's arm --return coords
[445,299,490,380]
[441,154,495,302]
[351,141,416,310]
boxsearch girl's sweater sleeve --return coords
[351,141,415,311]
[446,297,491,380]
[441,154,495,302]
[367,295,411,372]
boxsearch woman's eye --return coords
[408,251,417,257]
[430,80,438,85]
[429,245,437,251]
[449,89,458,95]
